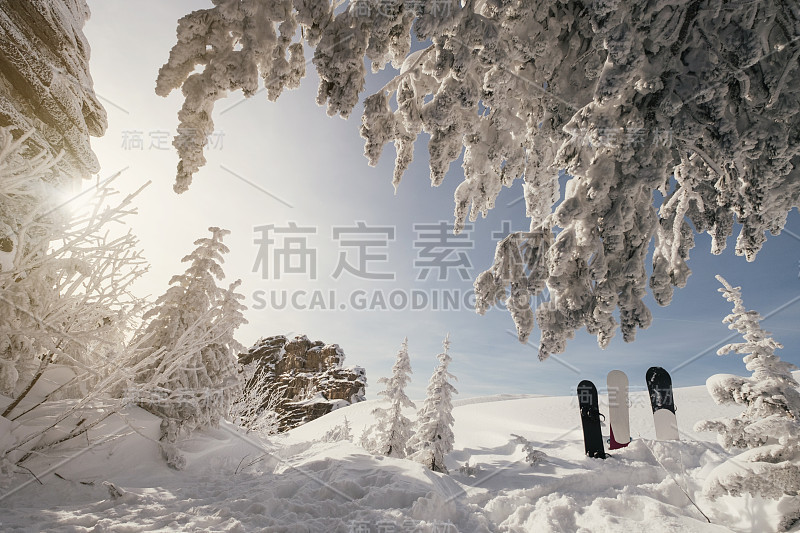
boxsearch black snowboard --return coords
[577,380,606,459]
[646,366,676,414]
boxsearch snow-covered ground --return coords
[0,382,784,532]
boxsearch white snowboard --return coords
[607,370,631,448]
[653,409,680,441]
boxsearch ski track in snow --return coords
[0,384,785,532]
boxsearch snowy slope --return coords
[0,383,785,532]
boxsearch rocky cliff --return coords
[239,335,366,432]
[0,0,107,183]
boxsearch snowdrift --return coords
[0,382,788,532]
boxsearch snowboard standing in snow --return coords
[646,367,679,440]
[607,370,631,450]
[577,380,606,459]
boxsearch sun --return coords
[52,170,126,218]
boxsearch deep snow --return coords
[0,378,787,532]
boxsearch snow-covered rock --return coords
[0,0,107,183]
[239,334,367,431]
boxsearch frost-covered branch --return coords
[0,126,148,398]
[228,362,290,438]
[159,1,800,359]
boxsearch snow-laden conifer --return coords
[133,227,246,440]
[364,337,415,458]
[408,335,457,473]
[697,275,800,531]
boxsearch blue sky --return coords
[84,1,800,401]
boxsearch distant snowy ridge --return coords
[452,393,546,407]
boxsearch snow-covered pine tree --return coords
[408,335,458,473]
[365,337,416,458]
[132,227,246,442]
[696,275,800,447]
[696,275,800,531]
[158,1,800,360]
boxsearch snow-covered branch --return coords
[159,1,800,359]
[0,127,148,398]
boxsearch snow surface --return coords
[0,382,787,532]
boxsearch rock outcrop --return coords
[239,335,366,432]
[0,0,107,183]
